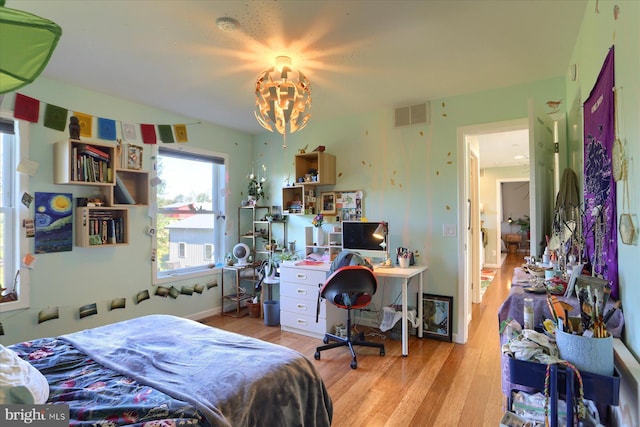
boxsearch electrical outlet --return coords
[442,224,457,237]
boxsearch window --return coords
[153,145,226,283]
[0,112,30,311]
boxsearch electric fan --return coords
[232,243,250,265]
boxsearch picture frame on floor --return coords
[420,293,453,342]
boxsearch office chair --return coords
[314,266,385,369]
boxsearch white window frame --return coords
[178,241,186,258]
[152,144,227,285]
[0,110,31,312]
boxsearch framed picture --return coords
[321,191,336,215]
[126,144,143,170]
[420,293,453,342]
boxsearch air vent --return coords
[394,102,430,128]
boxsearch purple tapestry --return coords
[583,46,618,299]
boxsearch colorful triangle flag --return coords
[158,125,174,143]
[73,112,93,138]
[14,93,40,123]
[174,124,188,143]
[43,104,68,131]
[140,124,157,144]
[98,118,116,140]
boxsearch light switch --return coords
[443,224,457,237]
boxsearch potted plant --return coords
[515,215,530,238]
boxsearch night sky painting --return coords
[35,192,73,253]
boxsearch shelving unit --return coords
[238,205,288,262]
[104,168,149,206]
[75,207,128,247]
[304,226,342,260]
[294,151,336,185]
[221,264,257,317]
[282,185,319,215]
[53,139,116,186]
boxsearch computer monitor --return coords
[341,221,388,260]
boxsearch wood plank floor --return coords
[200,253,522,427]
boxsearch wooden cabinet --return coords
[279,262,342,339]
[282,185,319,215]
[54,139,115,186]
[75,207,128,247]
[294,151,336,185]
[106,168,149,206]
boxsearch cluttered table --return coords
[498,267,624,396]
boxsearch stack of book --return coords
[73,144,111,183]
[287,200,303,214]
[87,211,125,245]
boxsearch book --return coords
[77,144,110,160]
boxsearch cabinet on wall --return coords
[282,185,319,215]
[106,169,149,206]
[279,262,343,339]
[54,139,116,186]
[75,207,128,247]
[294,151,336,185]
[304,226,342,260]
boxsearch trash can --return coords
[263,300,280,326]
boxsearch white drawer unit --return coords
[279,263,342,339]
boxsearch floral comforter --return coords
[10,337,207,426]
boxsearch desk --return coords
[280,261,428,356]
[373,264,429,356]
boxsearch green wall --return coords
[0,78,254,345]
[566,0,639,359]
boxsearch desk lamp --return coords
[373,221,392,267]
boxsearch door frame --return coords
[456,118,529,344]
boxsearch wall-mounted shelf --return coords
[105,168,149,206]
[294,151,336,185]
[54,139,115,186]
[282,185,319,215]
[75,207,128,247]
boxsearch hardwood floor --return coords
[200,253,522,427]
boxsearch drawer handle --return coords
[296,288,307,295]
[296,304,307,310]
[296,273,307,279]
[296,319,308,326]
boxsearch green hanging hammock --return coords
[0,0,62,94]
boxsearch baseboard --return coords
[187,307,219,321]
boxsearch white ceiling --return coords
[15,0,586,165]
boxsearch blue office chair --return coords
[314,266,385,369]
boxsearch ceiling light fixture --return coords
[0,0,62,94]
[216,17,238,32]
[255,56,311,148]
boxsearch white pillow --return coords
[0,344,50,404]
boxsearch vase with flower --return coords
[312,213,325,245]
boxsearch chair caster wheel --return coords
[323,336,329,344]
[350,360,357,369]
[314,351,320,360]
[380,350,385,356]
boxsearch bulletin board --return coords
[335,190,363,221]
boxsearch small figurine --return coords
[69,116,81,140]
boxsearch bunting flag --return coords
[140,124,157,144]
[10,93,192,144]
[97,117,116,140]
[14,93,40,122]
[73,111,93,138]
[43,103,68,131]
[174,124,188,143]
[158,124,174,143]
[122,121,138,141]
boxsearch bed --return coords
[5,314,333,426]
